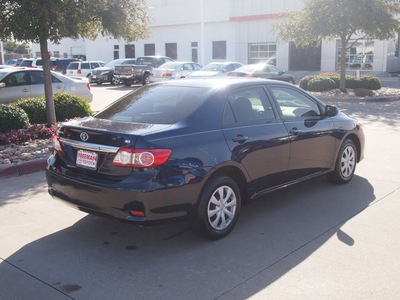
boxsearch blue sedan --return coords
[46,78,364,239]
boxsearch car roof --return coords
[154,77,288,90]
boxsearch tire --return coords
[192,176,241,239]
[111,77,120,85]
[142,73,149,86]
[329,139,357,184]
[96,82,102,85]
[124,80,131,87]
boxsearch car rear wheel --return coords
[192,176,241,239]
[329,139,357,184]
[142,73,150,85]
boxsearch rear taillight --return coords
[246,74,254,77]
[162,73,172,77]
[78,69,82,74]
[131,68,136,73]
[87,83,91,90]
[52,135,65,154]
[52,66,57,71]
[113,148,171,168]
[149,72,154,76]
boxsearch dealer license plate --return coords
[92,75,97,79]
[76,150,98,169]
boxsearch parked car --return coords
[0,68,93,104]
[188,62,243,78]
[149,61,202,83]
[0,65,10,69]
[51,58,80,74]
[114,56,173,86]
[227,64,296,84]
[19,59,34,68]
[89,58,136,85]
[46,78,364,239]
[5,59,18,66]
[66,61,105,78]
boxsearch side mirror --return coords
[325,105,338,117]
[279,71,284,75]
[0,83,5,88]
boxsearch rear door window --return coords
[81,63,90,69]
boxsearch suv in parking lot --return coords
[66,61,105,77]
[51,58,80,74]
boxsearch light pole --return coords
[200,0,205,66]
[0,41,4,64]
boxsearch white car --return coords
[188,62,243,77]
[149,61,202,83]
[0,68,93,104]
[66,61,105,78]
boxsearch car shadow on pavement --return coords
[0,174,375,299]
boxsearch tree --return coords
[0,0,150,125]
[274,0,400,91]
[4,41,29,54]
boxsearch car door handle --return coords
[289,128,302,135]
[56,85,62,89]
[22,88,29,92]
[232,135,249,143]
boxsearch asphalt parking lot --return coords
[1,85,400,299]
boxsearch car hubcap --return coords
[340,145,355,178]
[207,186,237,231]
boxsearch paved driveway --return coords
[1,98,400,299]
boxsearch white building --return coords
[32,0,400,72]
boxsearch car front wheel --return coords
[329,139,357,184]
[111,77,120,85]
[192,176,241,239]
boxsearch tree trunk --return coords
[339,36,347,92]
[40,39,56,126]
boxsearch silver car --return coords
[0,68,93,104]
[188,62,243,78]
[149,61,202,82]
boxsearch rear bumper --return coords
[45,159,203,223]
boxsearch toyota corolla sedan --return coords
[46,78,364,239]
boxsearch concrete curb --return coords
[0,158,48,180]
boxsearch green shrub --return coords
[299,75,314,90]
[54,92,93,121]
[360,76,381,90]
[14,97,47,124]
[0,104,30,133]
[345,75,360,89]
[307,77,337,92]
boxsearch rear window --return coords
[20,60,33,67]
[95,85,209,124]
[68,62,79,69]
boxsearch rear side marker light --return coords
[52,135,65,154]
[130,210,145,217]
[78,69,82,74]
[113,148,171,168]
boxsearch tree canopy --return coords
[0,0,151,124]
[274,0,400,90]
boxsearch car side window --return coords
[3,72,28,87]
[224,87,275,125]
[182,64,193,70]
[269,86,321,119]
[269,66,280,73]
[82,63,90,69]
[90,63,100,69]
[29,71,62,84]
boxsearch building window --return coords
[35,52,41,58]
[63,52,68,58]
[165,43,177,60]
[337,39,374,70]
[125,44,135,58]
[145,44,155,56]
[53,51,60,58]
[114,45,119,50]
[191,42,198,63]
[212,41,226,59]
[248,43,276,65]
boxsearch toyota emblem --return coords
[80,131,89,142]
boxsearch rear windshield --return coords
[95,85,209,124]
[20,60,33,67]
[68,62,79,69]
[136,57,156,66]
